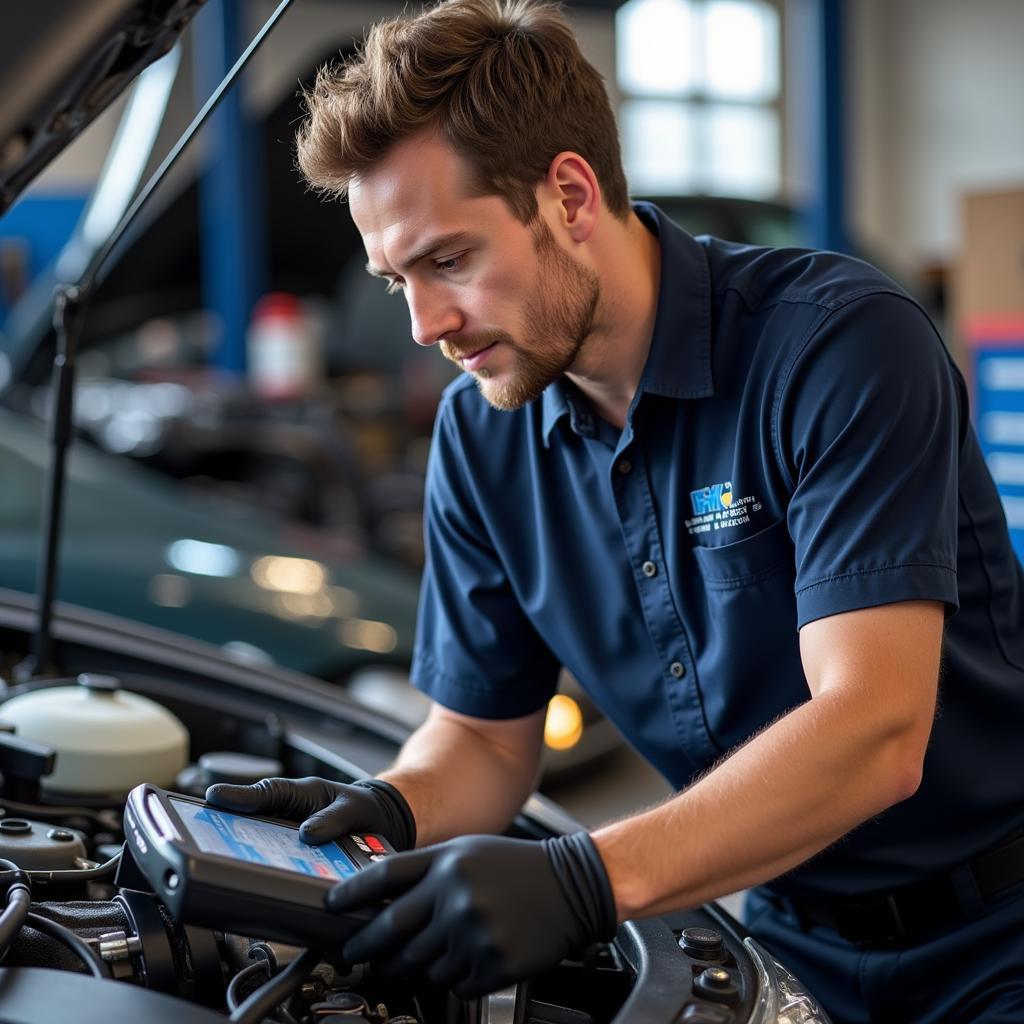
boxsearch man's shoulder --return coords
[697,234,910,317]
[641,202,913,317]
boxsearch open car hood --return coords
[0,0,205,215]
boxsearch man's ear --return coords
[543,151,601,243]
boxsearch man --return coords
[208,0,1024,1018]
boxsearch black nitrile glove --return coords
[204,776,416,850]
[325,831,617,998]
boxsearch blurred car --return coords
[0,400,616,780]
[0,403,416,679]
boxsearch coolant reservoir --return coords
[0,674,189,796]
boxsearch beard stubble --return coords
[440,221,600,411]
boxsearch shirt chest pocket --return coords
[688,518,808,752]
[691,517,793,587]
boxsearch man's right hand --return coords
[204,776,417,850]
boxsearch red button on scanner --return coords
[364,835,386,853]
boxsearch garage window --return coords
[616,0,782,199]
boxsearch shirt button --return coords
[670,661,686,678]
[617,459,633,474]
[642,560,658,578]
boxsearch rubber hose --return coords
[0,884,32,960]
[228,947,321,1024]
[226,960,270,1011]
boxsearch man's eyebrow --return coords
[365,231,472,278]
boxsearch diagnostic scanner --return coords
[122,783,394,949]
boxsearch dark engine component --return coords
[1,900,132,975]
[0,967,226,1024]
[1,894,223,1004]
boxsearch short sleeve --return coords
[410,394,560,717]
[777,292,963,628]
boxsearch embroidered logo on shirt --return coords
[690,481,733,515]
[687,481,764,536]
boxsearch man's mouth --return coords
[458,341,498,372]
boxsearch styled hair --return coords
[295,0,629,222]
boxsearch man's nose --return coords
[407,284,463,348]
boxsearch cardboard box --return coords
[957,188,1024,337]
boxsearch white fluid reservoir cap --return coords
[0,675,189,795]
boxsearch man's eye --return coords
[435,254,464,273]
[384,279,404,295]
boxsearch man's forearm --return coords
[377,705,545,846]
[593,685,928,921]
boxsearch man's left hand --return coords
[326,832,618,997]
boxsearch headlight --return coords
[744,937,833,1024]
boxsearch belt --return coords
[785,829,1024,948]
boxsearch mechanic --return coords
[208,0,1024,1019]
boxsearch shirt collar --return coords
[541,201,714,446]
[540,377,594,442]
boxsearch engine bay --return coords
[0,601,764,1024]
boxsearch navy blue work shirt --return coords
[411,202,1024,898]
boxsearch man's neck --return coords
[566,211,661,430]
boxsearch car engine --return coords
[0,670,642,1024]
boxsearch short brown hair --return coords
[295,0,629,222]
